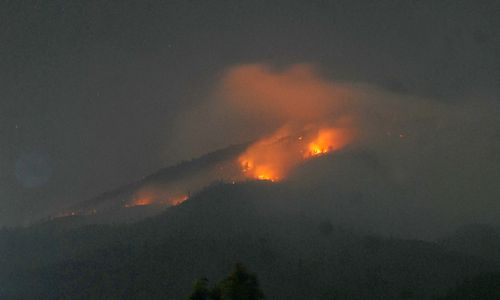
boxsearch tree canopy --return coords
[189,263,264,300]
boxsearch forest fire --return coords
[305,127,353,158]
[121,124,354,208]
[124,63,358,207]
[238,126,354,181]
[130,197,154,207]
[125,188,189,208]
[238,127,300,182]
[214,64,358,182]
[124,124,354,207]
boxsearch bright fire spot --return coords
[258,175,273,181]
[241,159,280,181]
[169,194,189,206]
[238,126,354,181]
[305,128,352,158]
[132,197,154,206]
[125,192,189,208]
[238,128,297,182]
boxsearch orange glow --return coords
[169,194,189,205]
[239,156,282,182]
[125,187,189,207]
[132,196,154,206]
[238,127,301,181]
[219,64,352,122]
[305,128,353,158]
[238,125,355,181]
[217,64,358,182]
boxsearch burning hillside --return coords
[124,187,189,207]
[124,121,354,208]
[227,64,356,182]
[238,125,354,182]
[60,125,354,216]
[45,60,500,241]
[58,64,359,215]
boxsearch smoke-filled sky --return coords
[1,0,500,226]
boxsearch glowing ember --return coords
[125,190,189,208]
[169,194,189,205]
[132,197,154,206]
[238,126,354,181]
[240,158,281,182]
[238,128,298,182]
[305,128,352,158]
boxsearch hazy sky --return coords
[1,0,499,225]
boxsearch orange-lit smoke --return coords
[238,127,302,181]
[305,127,354,159]
[238,125,354,181]
[218,64,356,124]
[218,64,357,181]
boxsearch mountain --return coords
[4,142,500,299]
[437,223,500,263]
[1,181,499,299]
[56,143,249,217]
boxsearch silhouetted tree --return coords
[188,264,264,300]
[189,278,210,300]
[209,285,222,300]
[217,263,264,300]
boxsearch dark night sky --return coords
[1,0,499,225]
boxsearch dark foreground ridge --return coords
[1,181,500,299]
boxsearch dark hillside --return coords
[2,182,499,299]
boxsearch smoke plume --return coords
[163,63,500,238]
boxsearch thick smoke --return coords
[217,64,351,124]
[168,64,356,158]
[168,63,500,238]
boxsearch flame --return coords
[118,63,359,210]
[238,127,301,181]
[239,125,354,181]
[125,187,189,207]
[305,128,353,158]
[132,196,154,206]
[216,64,358,181]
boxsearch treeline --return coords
[189,264,264,300]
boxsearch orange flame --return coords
[125,187,189,207]
[305,128,353,158]
[132,196,154,206]
[216,64,358,182]
[238,127,300,181]
[239,125,354,181]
